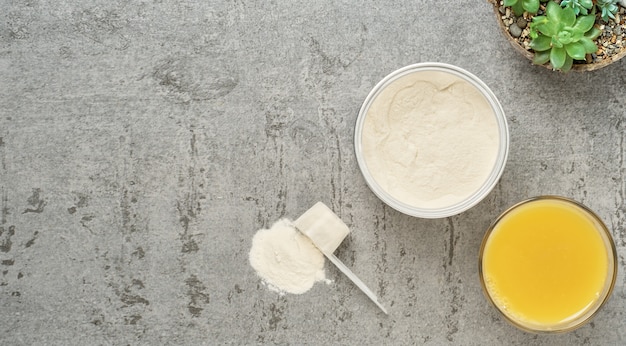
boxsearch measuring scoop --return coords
[294,202,388,314]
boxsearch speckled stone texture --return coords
[1,0,626,344]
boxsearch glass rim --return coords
[478,195,618,333]
[354,62,509,218]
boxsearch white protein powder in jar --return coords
[361,69,500,209]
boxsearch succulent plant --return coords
[504,0,541,15]
[529,1,601,72]
[596,0,619,21]
[560,0,594,16]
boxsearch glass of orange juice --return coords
[479,196,617,333]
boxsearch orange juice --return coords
[480,197,616,332]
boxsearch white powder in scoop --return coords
[362,70,500,209]
[249,219,327,294]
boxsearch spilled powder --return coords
[249,219,328,294]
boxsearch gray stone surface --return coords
[1,0,626,344]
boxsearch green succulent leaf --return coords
[579,37,598,53]
[531,15,548,25]
[572,13,596,34]
[601,7,615,21]
[580,0,593,9]
[530,34,552,51]
[559,6,577,27]
[550,46,567,69]
[561,55,574,72]
[530,15,546,38]
[556,30,574,45]
[565,42,586,60]
[504,0,517,6]
[585,27,602,40]
[511,1,525,16]
[546,1,562,23]
[533,50,551,65]
[522,0,540,14]
[536,19,560,37]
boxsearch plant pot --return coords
[488,0,626,71]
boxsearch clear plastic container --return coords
[354,62,509,218]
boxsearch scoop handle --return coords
[326,253,388,314]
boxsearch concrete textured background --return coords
[1,0,626,344]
